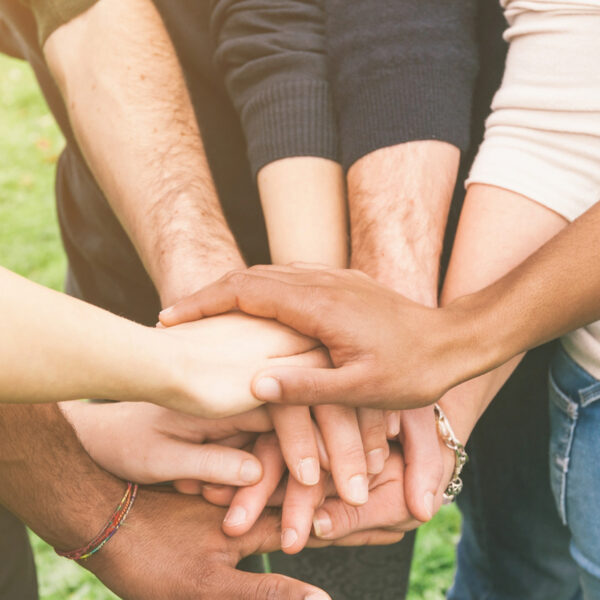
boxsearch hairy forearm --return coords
[257,157,348,267]
[43,0,244,306]
[347,141,459,305]
[0,403,123,550]
[0,267,176,404]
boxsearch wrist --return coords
[350,234,440,307]
[0,404,126,551]
[443,289,511,386]
[426,297,494,399]
[158,255,246,308]
[353,251,439,306]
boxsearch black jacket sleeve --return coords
[210,0,339,177]
[326,0,480,170]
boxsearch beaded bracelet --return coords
[55,482,138,561]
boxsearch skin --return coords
[161,141,464,535]
[0,404,331,600]
[256,156,374,512]
[346,140,461,522]
[1,3,328,597]
[0,268,328,418]
[202,440,455,554]
[45,0,380,519]
[60,402,274,487]
[43,0,247,305]
[435,183,568,445]
[159,192,600,414]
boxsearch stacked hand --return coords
[201,432,456,554]
[62,267,468,600]
[158,265,470,526]
[64,398,455,557]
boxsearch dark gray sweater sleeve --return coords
[210,0,339,177]
[326,0,480,170]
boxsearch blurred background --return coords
[0,53,460,600]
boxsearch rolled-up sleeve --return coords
[210,0,339,176]
[20,0,98,46]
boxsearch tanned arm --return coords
[43,0,245,306]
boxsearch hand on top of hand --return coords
[159,265,473,411]
[158,308,391,512]
[153,311,330,418]
[198,405,454,554]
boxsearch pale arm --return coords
[257,157,347,267]
[0,266,324,417]
[0,267,169,404]
[43,0,245,306]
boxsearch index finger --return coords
[158,268,335,340]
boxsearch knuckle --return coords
[361,421,387,443]
[310,285,339,313]
[193,449,222,479]
[255,575,286,600]
[341,504,361,532]
[337,442,367,466]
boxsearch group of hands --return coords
[64,265,459,573]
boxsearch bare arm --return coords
[43,0,245,306]
[436,184,568,440]
[348,141,459,304]
[160,194,600,407]
[0,266,326,417]
[257,157,347,267]
[0,403,330,599]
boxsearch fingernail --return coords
[158,306,173,318]
[424,492,434,520]
[223,505,247,527]
[386,413,400,438]
[313,509,333,538]
[366,448,385,474]
[305,592,331,600]
[240,459,262,483]
[348,474,369,505]
[281,528,298,549]
[298,457,320,485]
[254,377,282,402]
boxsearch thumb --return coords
[228,510,331,599]
[150,441,263,487]
[220,567,331,600]
[252,364,366,407]
[400,407,444,522]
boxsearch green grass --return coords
[0,53,460,599]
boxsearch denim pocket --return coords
[548,373,578,526]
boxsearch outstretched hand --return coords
[159,265,474,410]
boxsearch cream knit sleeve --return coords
[467,0,600,221]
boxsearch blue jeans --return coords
[449,344,580,600]
[549,345,600,600]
